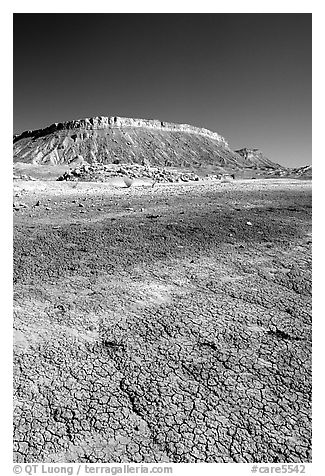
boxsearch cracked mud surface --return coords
[13,179,312,463]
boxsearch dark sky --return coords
[13,14,311,167]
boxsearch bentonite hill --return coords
[13,116,281,172]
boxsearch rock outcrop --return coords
[56,163,201,184]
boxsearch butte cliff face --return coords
[13,116,281,171]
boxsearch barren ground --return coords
[13,179,312,463]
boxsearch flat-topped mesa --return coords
[14,115,283,171]
[14,116,229,147]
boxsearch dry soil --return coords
[13,178,312,463]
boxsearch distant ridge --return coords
[234,148,282,169]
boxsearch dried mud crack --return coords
[13,179,312,463]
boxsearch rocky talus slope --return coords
[13,116,282,171]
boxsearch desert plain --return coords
[13,177,312,463]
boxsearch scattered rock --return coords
[123,176,134,188]
[56,163,201,184]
